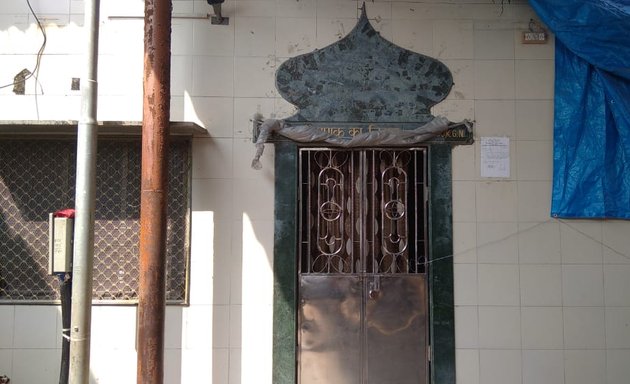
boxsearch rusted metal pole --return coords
[137,0,171,383]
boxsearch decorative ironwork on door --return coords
[298,148,429,384]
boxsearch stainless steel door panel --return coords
[366,275,428,384]
[299,275,362,384]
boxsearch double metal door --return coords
[298,148,429,384]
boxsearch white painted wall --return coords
[0,0,629,383]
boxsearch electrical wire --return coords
[426,218,630,266]
[0,0,47,90]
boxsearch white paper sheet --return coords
[481,137,510,178]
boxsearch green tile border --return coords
[272,144,455,384]
[428,145,456,384]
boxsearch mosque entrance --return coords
[297,148,429,384]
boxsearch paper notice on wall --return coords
[481,137,510,178]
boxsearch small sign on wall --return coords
[481,137,510,178]
[522,31,548,44]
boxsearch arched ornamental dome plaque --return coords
[252,5,473,169]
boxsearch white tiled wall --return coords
[1,0,630,383]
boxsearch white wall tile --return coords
[474,60,515,100]
[232,180,274,220]
[232,1,277,18]
[13,306,57,348]
[165,306,185,349]
[455,306,479,349]
[516,140,552,181]
[0,349,11,379]
[181,348,212,383]
[479,349,521,384]
[391,19,433,56]
[478,264,520,306]
[276,0,316,18]
[478,306,521,348]
[476,181,517,222]
[456,349,480,384]
[192,138,234,179]
[234,57,276,98]
[0,306,14,348]
[187,97,235,137]
[191,179,234,220]
[233,97,275,138]
[522,350,564,384]
[184,305,213,350]
[171,55,194,96]
[230,305,242,348]
[604,265,630,306]
[192,19,236,56]
[235,17,276,57]
[316,1,358,19]
[90,306,137,350]
[564,350,605,384]
[474,28,515,60]
[0,0,30,14]
[454,222,477,263]
[442,59,474,100]
[520,265,562,306]
[12,349,60,384]
[229,347,242,384]
[192,56,234,97]
[521,307,563,349]
[452,144,476,181]
[518,222,561,264]
[431,99,475,122]
[562,265,604,306]
[515,59,554,100]
[560,221,603,264]
[607,349,630,384]
[605,308,630,349]
[172,20,194,56]
[517,181,552,222]
[364,2,392,20]
[602,221,630,264]
[165,348,183,384]
[31,0,70,15]
[477,222,518,264]
[474,100,516,137]
[515,100,554,141]
[454,264,478,305]
[315,18,359,46]
[275,17,316,58]
[563,307,605,349]
[433,20,473,59]
[452,181,477,222]
[213,305,230,348]
[91,348,137,382]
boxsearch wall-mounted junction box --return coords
[48,213,74,274]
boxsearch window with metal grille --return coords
[299,148,428,275]
[0,138,190,303]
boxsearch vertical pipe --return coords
[69,0,100,383]
[137,0,171,383]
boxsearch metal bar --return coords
[108,14,210,20]
[137,0,171,383]
[69,0,100,382]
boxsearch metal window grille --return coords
[299,148,428,275]
[0,138,190,303]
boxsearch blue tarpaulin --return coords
[528,0,630,218]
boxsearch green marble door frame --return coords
[271,142,455,384]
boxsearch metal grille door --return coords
[298,148,428,384]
